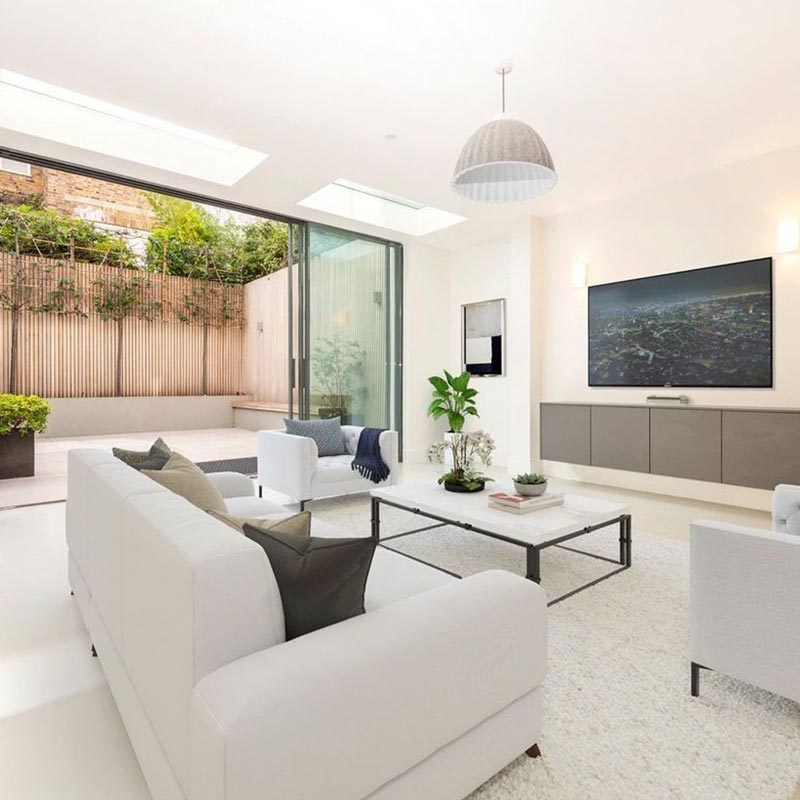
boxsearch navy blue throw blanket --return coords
[351,428,391,483]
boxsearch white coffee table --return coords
[370,482,632,605]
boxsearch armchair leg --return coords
[258,485,262,498]
[91,645,97,658]
[525,743,541,759]
[691,661,709,697]
[299,500,306,512]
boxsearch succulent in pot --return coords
[512,472,548,497]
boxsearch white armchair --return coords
[689,484,800,702]
[257,425,399,508]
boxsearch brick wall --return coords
[0,163,153,231]
[0,164,44,204]
[41,168,153,231]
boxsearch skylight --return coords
[0,70,267,185]
[298,180,466,237]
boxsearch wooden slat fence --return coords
[0,254,245,397]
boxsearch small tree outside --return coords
[92,274,162,397]
[176,283,241,395]
[0,243,38,395]
[311,335,366,419]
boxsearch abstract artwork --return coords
[462,298,505,376]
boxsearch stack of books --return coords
[488,491,565,514]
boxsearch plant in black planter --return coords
[0,394,51,479]
[427,430,495,493]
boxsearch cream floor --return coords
[0,428,787,799]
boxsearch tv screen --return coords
[588,258,772,387]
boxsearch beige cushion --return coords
[142,452,226,513]
[208,509,311,537]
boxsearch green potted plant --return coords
[427,430,495,493]
[512,472,548,497]
[0,394,51,479]
[426,370,479,434]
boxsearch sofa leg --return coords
[525,743,541,759]
[70,590,74,596]
[91,645,98,658]
[691,661,708,697]
[299,500,306,512]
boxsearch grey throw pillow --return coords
[113,437,172,471]
[283,417,346,456]
[243,523,375,640]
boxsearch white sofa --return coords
[689,484,800,702]
[66,448,547,800]
[257,425,399,508]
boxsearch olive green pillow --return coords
[208,510,311,537]
[142,452,226,513]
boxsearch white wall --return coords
[402,242,452,462]
[538,144,800,508]
[403,223,537,472]
[43,395,249,438]
[446,220,536,472]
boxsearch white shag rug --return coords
[309,494,800,800]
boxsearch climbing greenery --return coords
[0,199,136,267]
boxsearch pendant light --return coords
[452,61,557,203]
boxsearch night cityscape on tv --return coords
[588,258,772,387]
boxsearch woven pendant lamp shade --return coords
[451,115,557,202]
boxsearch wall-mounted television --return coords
[588,257,773,388]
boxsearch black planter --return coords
[0,430,35,479]
[443,479,486,494]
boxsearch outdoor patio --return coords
[0,428,259,509]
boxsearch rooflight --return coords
[0,69,267,185]
[299,180,465,237]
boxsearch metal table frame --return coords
[371,495,632,606]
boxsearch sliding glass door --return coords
[290,224,402,442]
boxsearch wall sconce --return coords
[777,218,799,253]
[571,262,587,288]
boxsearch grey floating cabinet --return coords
[540,402,800,490]
[722,411,800,490]
[591,406,650,473]
[650,408,722,483]
[540,404,591,465]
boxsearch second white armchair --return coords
[257,425,399,508]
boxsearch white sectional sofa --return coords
[66,448,547,800]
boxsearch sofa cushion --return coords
[208,509,311,537]
[142,452,226,513]
[313,454,359,484]
[113,437,172,471]
[284,417,346,456]
[243,524,376,639]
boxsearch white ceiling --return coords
[1,0,800,250]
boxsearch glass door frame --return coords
[289,222,403,456]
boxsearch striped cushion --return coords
[283,417,346,457]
